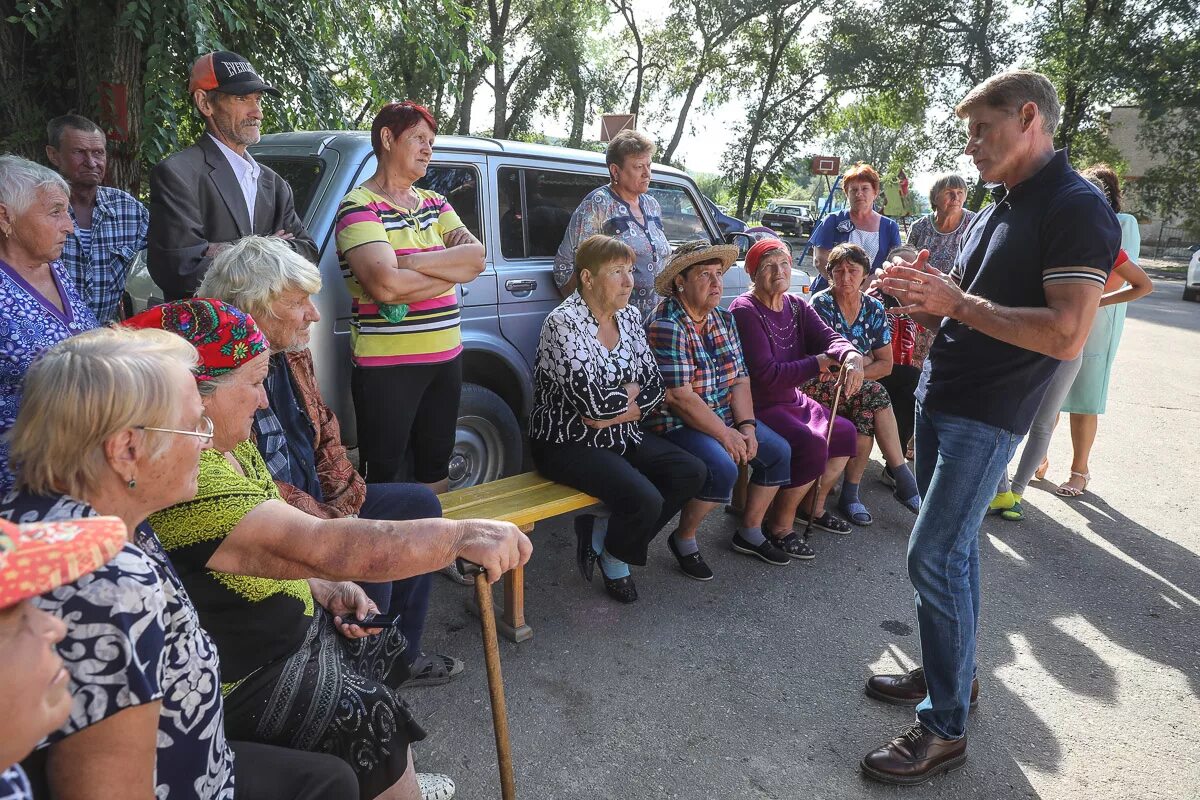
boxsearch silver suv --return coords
[127,132,811,487]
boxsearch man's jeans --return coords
[908,402,1021,740]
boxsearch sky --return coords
[511,0,976,200]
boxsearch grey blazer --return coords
[148,134,318,301]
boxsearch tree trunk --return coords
[664,67,706,162]
[566,60,587,148]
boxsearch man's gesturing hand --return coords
[880,249,966,319]
[455,519,533,583]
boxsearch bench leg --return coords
[463,525,534,643]
[498,563,532,642]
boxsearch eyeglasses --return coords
[138,415,215,445]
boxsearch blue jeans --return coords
[357,483,442,661]
[908,402,1021,740]
[663,421,791,503]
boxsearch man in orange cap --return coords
[0,514,126,798]
[148,51,316,301]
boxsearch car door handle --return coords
[505,279,537,294]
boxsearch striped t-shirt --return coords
[335,185,465,367]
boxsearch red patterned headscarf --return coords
[124,299,270,382]
[745,237,789,280]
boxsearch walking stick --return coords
[803,363,846,537]
[456,559,517,800]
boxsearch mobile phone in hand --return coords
[338,612,400,629]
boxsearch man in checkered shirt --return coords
[45,114,148,324]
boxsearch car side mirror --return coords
[725,231,753,258]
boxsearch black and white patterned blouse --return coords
[529,291,665,453]
[0,491,235,799]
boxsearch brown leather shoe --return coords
[860,722,967,785]
[864,666,979,707]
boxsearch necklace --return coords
[369,178,416,211]
[752,295,799,349]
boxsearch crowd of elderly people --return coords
[0,51,531,800]
[1,47,1132,800]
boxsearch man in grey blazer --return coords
[148,51,318,301]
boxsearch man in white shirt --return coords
[148,51,317,300]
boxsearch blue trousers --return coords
[357,483,442,660]
[908,402,1021,739]
[662,421,791,504]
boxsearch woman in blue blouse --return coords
[803,244,920,525]
[0,155,97,492]
[809,162,901,294]
[553,130,672,318]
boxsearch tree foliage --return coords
[1,0,471,193]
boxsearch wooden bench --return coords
[441,472,597,642]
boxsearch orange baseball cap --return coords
[0,516,127,608]
[189,50,280,97]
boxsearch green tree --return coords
[1,0,471,193]
[820,90,932,175]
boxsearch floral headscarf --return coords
[124,299,269,382]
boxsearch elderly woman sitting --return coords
[0,154,97,490]
[2,327,358,800]
[123,299,529,800]
[803,243,921,526]
[529,235,704,603]
[729,238,864,548]
[645,241,793,579]
[198,236,461,687]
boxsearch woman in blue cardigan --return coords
[809,162,900,293]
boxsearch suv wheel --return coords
[448,383,523,490]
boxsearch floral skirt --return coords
[801,377,893,437]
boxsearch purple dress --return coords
[729,292,858,486]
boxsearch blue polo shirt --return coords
[917,150,1119,435]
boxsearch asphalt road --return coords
[411,277,1200,800]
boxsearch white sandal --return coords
[1055,471,1090,497]
[418,773,456,800]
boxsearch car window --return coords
[256,156,325,218]
[498,166,605,259]
[416,165,483,243]
[647,183,710,245]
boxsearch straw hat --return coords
[654,240,740,296]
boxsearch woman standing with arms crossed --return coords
[336,102,485,490]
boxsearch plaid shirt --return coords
[644,296,748,434]
[62,186,148,323]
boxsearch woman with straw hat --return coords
[644,240,793,581]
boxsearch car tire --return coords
[449,383,523,490]
[1184,286,1199,302]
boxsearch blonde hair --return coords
[9,327,199,498]
[574,234,635,281]
[198,235,321,323]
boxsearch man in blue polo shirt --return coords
[858,70,1120,785]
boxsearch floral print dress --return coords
[801,289,894,436]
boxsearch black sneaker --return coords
[771,531,816,560]
[667,533,714,581]
[731,532,791,566]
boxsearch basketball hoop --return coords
[600,114,638,142]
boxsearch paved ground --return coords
[411,277,1200,799]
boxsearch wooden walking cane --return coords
[803,363,846,537]
[457,559,517,800]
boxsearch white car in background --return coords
[1185,245,1200,302]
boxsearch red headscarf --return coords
[124,299,270,382]
[745,237,789,280]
